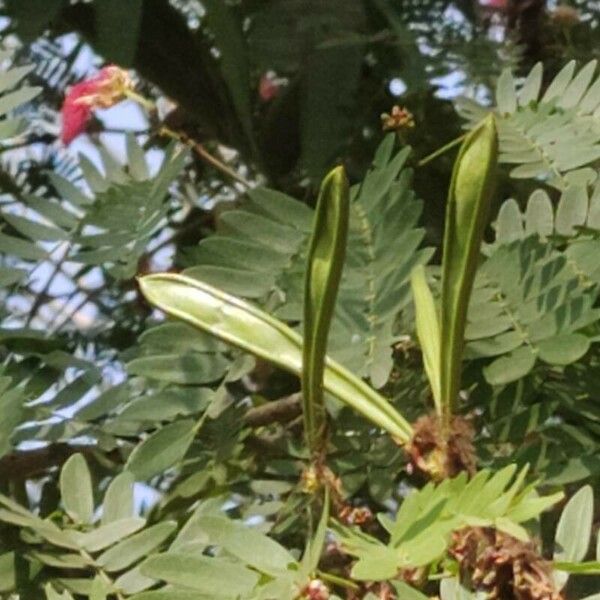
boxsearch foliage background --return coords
[2,1,600,599]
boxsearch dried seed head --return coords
[450,527,564,600]
[406,414,476,480]
[347,581,395,600]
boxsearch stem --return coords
[98,126,151,136]
[124,89,157,113]
[418,133,467,167]
[160,126,251,188]
[48,283,103,334]
[317,571,360,590]
[25,244,69,326]
[124,88,251,187]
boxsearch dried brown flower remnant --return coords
[398,566,427,588]
[381,105,415,132]
[551,5,580,27]
[347,581,395,600]
[338,504,374,526]
[449,527,564,600]
[406,414,476,480]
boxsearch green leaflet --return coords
[553,485,594,588]
[138,273,413,443]
[440,115,498,421]
[188,515,296,577]
[102,472,134,524]
[140,554,259,597]
[302,166,349,453]
[45,583,75,600]
[410,265,441,413]
[59,454,94,525]
[125,420,196,481]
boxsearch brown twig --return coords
[243,393,302,427]
[159,126,251,188]
[0,443,121,481]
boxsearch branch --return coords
[0,443,121,480]
[243,393,302,427]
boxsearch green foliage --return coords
[125,420,197,481]
[0,456,335,600]
[0,56,42,285]
[60,454,94,524]
[201,0,254,149]
[555,485,594,564]
[94,0,144,66]
[73,139,187,280]
[333,465,562,580]
[184,137,431,388]
[3,6,600,599]
[0,457,165,596]
[464,188,600,386]
[458,60,600,190]
[0,341,103,459]
[493,182,600,241]
[343,141,433,386]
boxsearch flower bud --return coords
[381,105,415,132]
[301,579,330,600]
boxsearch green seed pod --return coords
[440,115,498,421]
[303,166,349,454]
[138,272,413,443]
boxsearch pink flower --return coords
[259,71,281,102]
[61,65,132,145]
